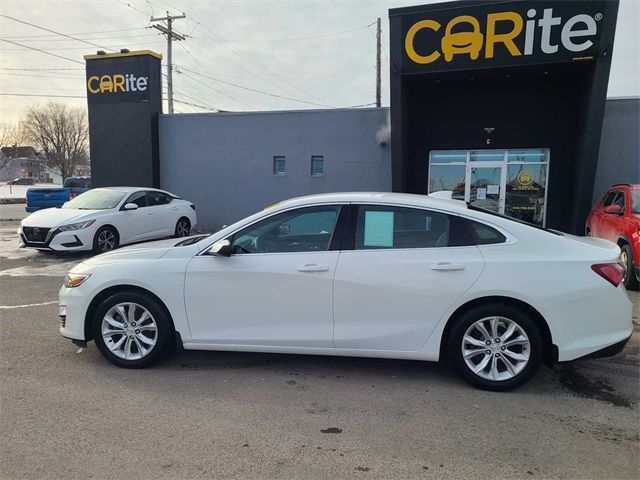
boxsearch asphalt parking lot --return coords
[0,219,638,479]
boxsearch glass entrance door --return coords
[465,163,506,214]
[428,149,550,227]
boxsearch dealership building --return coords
[85,0,638,233]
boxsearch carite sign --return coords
[401,0,608,73]
[85,56,152,104]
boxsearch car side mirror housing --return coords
[123,203,139,211]
[208,239,232,257]
[604,204,623,215]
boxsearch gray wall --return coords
[593,97,640,203]
[160,108,391,231]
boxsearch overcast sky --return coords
[0,0,638,123]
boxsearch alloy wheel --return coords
[97,229,116,251]
[176,220,190,237]
[101,302,158,360]
[461,316,531,381]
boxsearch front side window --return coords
[601,191,617,207]
[355,205,462,249]
[612,191,625,209]
[311,156,324,176]
[230,205,340,254]
[125,191,148,208]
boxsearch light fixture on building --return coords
[484,127,496,145]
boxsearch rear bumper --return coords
[575,334,632,360]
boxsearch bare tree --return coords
[21,103,89,179]
[0,122,24,170]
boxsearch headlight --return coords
[63,273,91,288]
[58,220,95,232]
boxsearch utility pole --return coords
[375,18,382,108]
[151,11,186,114]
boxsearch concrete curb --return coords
[0,198,26,204]
[0,218,22,222]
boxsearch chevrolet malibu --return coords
[59,193,632,390]
[19,187,196,253]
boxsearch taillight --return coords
[190,203,196,211]
[69,192,77,200]
[591,263,625,287]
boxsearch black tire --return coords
[93,225,119,254]
[93,291,173,368]
[174,217,191,238]
[620,244,639,290]
[447,303,543,391]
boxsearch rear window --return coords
[64,177,91,188]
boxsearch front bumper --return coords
[58,283,92,341]
[19,226,94,251]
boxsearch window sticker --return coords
[476,188,487,200]
[487,184,499,195]
[364,211,394,247]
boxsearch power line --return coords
[190,19,330,105]
[174,98,217,112]
[0,41,166,51]
[0,72,85,79]
[0,39,84,64]
[1,27,147,39]
[177,69,255,110]
[0,14,116,52]
[177,66,337,109]
[0,67,84,71]
[116,0,152,18]
[0,93,86,98]
[3,33,161,43]
[192,22,376,44]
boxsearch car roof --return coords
[276,192,469,212]
[92,186,173,194]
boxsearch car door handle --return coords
[430,262,465,271]
[297,264,330,272]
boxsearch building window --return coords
[311,155,324,176]
[273,156,286,175]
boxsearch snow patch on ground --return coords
[0,183,62,199]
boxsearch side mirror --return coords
[123,203,139,211]
[208,239,232,257]
[604,204,623,215]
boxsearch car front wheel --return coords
[448,304,542,391]
[93,226,119,254]
[93,291,173,368]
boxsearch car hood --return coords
[21,207,103,228]
[80,237,185,267]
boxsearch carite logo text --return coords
[87,74,148,94]
[405,8,600,64]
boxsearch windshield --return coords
[62,189,124,210]
[632,190,640,214]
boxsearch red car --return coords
[586,184,640,290]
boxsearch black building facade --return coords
[85,50,162,188]
[389,0,620,233]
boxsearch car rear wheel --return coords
[620,244,639,290]
[93,291,173,368]
[447,304,542,391]
[175,217,191,237]
[93,226,119,254]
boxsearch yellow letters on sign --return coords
[485,11,523,59]
[442,15,484,62]
[405,19,442,64]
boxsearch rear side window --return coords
[147,191,173,206]
[464,220,507,245]
[354,205,472,249]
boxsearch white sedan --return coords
[59,192,632,390]
[19,187,196,253]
